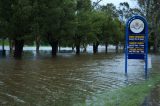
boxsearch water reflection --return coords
[0,51,146,105]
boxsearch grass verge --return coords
[84,74,160,106]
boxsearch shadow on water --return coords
[0,50,148,105]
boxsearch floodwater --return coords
[0,51,146,106]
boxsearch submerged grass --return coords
[83,74,160,106]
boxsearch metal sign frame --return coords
[125,15,148,76]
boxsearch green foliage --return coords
[118,2,132,22]
[0,40,9,45]
[136,0,160,52]
[81,10,101,44]
[31,0,46,36]
[0,0,125,52]
[101,3,118,18]
[41,0,77,43]
[99,3,124,45]
[76,0,92,37]
[0,0,33,40]
[0,0,12,38]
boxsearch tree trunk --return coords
[2,38,6,56]
[75,38,81,55]
[9,39,13,53]
[105,42,108,53]
[115,44,119,53]
[76,43,80,55]
[58,45,61,53]
[2,38,5,51]
[82,43,87,53]
[153,16,159,53]
[36,42,40,54]
[93,41,99,54]
[51,41,58,56]
[148,43,151,52]
[47,32,58,56]
[36,36,40,54]
[154,32,158,53]
[14,39,24,58]
[72,44,75,52]
[83,47,87,53]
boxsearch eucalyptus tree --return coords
[0,0,12,54]
[75,0,92,54]
[149,0,160,53]
[112,19,124,53]
[12,0,33,58]
[137,0,160,52]
[118,2,133,23]
[118,2,148,52]
[31,0,46,54]
[101,3,122,53]
[0,0,33,58]
[89,10,105,53]
[58,0,76,52]
[42,0,76,56]
[0,15,6,54]
[0,24,6,55]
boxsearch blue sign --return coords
[125,15,148,76]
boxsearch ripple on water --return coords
[0,92,25,104]
[0,53,148,105]
[0,81,4,85]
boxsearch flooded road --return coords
[0,52,146,106]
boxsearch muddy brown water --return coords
[0,51,146,106]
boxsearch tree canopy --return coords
[0,0,126,57]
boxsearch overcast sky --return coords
[92,0,138,8]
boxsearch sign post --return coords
[125,15,148,77]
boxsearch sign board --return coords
[125,15,148,76]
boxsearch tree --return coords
[11,0,32,58]
[41,0,76,56]
[137,0,160,53]
[118,2,132,23]
[31,0,46,54]
[112,19,124,53]
[0,0,33,58]
[89,10,105,53]
[150,0,160,53]
[0,0,12,55]
[75,0,92,55]
[101,3,119,53]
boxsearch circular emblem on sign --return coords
[130,19,144,33]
